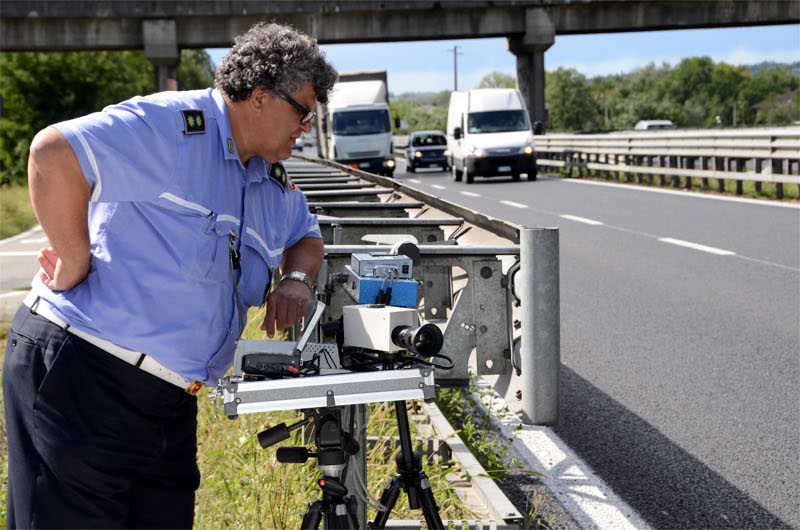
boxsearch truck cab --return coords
[317,73,396,177]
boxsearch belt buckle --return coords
[185,381,204,395]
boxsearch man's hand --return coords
[260,279,313,338]
[37,247,90,291]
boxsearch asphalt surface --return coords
[392,160,800,529]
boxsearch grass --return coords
[435,379,557,529]
[0,184,37,240]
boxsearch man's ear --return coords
[251,87,271,112]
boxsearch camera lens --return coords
[391,324,444,357]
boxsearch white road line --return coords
[431,184,446,190]
[0,225,43,245]
[500,200,527,209]
[0,291,27,299]
[473,377,652,530]
[408,179,422,184]
[460,191,481,197]
[0,251,39,257]
[562,178,800,209]
[560,214,604,225]
[20,237,48,244]
[658,238,736,256]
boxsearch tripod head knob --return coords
[276,446,316,463]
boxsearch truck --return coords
[315,70,397,177]
[447,88,537,184]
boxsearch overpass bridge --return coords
[2,0,797,128]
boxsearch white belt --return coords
[23,292,204,395]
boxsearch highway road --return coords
[391,160,800,529]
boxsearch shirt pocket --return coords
[155,193,232,284]
[240,227,282,308]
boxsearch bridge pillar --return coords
[507,8,555,132]
[143,19,180,92]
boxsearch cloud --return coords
[723,47,799,65]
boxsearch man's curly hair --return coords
[215,22,338,105]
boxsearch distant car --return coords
[293,137,304,151]
[303,134,314,147]
[634,120,675,130]
[405,130,449,173]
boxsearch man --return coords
[3,22,337,528]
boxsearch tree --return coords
[545,68,601,132]
[0,49,216,185]
[477,71,516,89]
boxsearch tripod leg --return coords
[370,476,402,529]
[330,503,351,530]
[415,475,445,530]
[301,501,324,530]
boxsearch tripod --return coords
[257,348,447,529]
[369,354,444,529]
[259,408,361,529]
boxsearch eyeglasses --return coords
[274,88,316,125]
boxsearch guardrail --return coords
[535,127,800,198]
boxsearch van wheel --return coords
[512,172,521,182]
[465,167,474,184]
[408,162,415,173]
[453,164,463,182]
[527,165,538,181]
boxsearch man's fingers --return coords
[38,269,54,288]
[262,299,277,337]
[275,302,290,332]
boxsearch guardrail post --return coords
[685,157,694,190]
[670,156,679,188]
[735,159,745,195]
[754,159,763,194]
[520,227,560,425]
[772,159,784,199]
[701,157,709,190]
[717,157,726,192]
[659,156,667,186]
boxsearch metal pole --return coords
[520,227,560,425]
[343,404,368,527]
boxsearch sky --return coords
[208,24,799,95]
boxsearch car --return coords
[405,130,449,173]
[634,120,675,130]
[292,136,304,151]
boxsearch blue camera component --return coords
[343,265,418,308]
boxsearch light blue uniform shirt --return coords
[34,88,321,383]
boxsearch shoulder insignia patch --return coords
[181,109,206,135]
[288,178,296,192]
[269,162,287,191]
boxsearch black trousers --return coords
[3,305,200,529]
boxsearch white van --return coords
[634,120,675,130]
[447,89,536,184]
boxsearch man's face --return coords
[253,82,316,164]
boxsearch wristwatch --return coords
[279,271,314,293]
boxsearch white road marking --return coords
[460,191,481,197]
[500,200,527,209]
[0,291,27,299]
[431,184,446,190]
[20,237,48,244]
[0,251,39,257]
[562,178,800,209]
[472,377,651,530]
[560,214,604,225]
[658,238,736,256]
[408,179,422,184]
[0,225,43,245]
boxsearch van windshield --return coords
[411,134,447,147]
[467,111,529,134]
[332,109,391,136]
